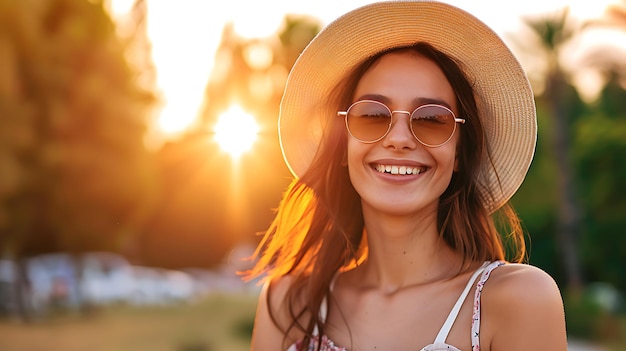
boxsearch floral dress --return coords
[288,261,505,351]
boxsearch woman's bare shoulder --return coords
[485,263,564,314]
[263,274,307,326]
[489,263,561,293]
[251,275,307,350]
[266,274,298,306]
[481,263,568,350]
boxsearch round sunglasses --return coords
[337,100,465,147]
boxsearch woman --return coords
[248,1,567,350]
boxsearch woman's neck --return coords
[355,205,460,295]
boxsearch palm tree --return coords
[519,9,584,291]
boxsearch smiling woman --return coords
[214,105,260,158]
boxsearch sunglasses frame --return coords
[337,99,466,147]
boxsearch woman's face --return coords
[346,51,460,217]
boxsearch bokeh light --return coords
[214,105,260,158]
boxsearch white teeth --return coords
[375,164,425,175]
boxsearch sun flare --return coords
[214,105,260,158]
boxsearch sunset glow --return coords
[107,0,623,146]
[214,105,260,158]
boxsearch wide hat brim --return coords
[278,0,537,213]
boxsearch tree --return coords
[137,15,322,268]
[573,76,626,292]
[517,9,585,291]
[0,0,157,259]
[513,4,626,295]
[573,1,626,292]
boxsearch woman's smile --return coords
[373,163,429,176]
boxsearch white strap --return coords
[312,296,328,336]
[433,261,489,343]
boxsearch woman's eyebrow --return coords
[353,94,390,104]
[353,94,454,110]
[412,97,453,110]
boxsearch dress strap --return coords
[313,274,338,336]
[312,296,328,336]
[433,261,490,344]
[471,260,505,350]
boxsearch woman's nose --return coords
[381,111,418,150]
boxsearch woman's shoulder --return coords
[265,274,298,302]
[486,262,562,300]
[253,275,308,350]
[480,262,568,350]
[263,274,308,321]
[269,275,311,329]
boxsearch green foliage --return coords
[513,7,626,296]
[177,340,213,351]
[573,78,626,293]
[0,0,157,257]
[564,290,605,340]
[564,288,625,342]
[514,72,626,294]
[522,8,575,51]
[512,102,560,279]
[232,314,255,340]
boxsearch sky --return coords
[109,0,622,145]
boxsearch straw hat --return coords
[278,0,537,213]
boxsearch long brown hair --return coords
[247,42,525,349]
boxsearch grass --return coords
[602,315,626,351]
[0,293,258,351]
[2,292,625,351]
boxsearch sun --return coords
[214,105,260,158]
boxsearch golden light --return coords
[214,105,260,158]
[105,0,624,149]
[231,5,284,39]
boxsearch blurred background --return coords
[0,0,625,350]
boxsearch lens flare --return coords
[214,105,260,158]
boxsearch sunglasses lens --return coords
[345,101,391,142]
[411,105,456,146]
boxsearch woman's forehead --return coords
[353,52,457,112]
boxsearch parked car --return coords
[129,265,170,306]
[0,259,18,315]
[12,252,210,313]
[181,268,218,297]
[25,253,81,313]
[79,252,135,306]
[160,269,195,303]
